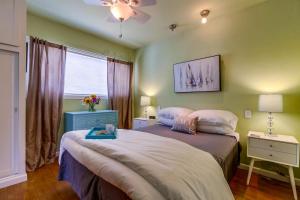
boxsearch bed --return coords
[59,124,240,200]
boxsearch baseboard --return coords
[239,163,300,186]
[0,173,27,189]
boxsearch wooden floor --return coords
[0,161,298,200]
[0,161,79,200]
[230,168,298,200]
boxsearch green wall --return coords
[27,12,136,146]
[135,0,300,177]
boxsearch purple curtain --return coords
[26,37,66,171]
[107,58,133,129]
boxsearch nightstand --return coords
[247,131,299,200]
[133,118,157,129]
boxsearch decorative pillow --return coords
[158,107,194,127]
[171,116,198,135]
[188,110,238,132]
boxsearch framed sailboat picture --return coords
[173,55,221,93]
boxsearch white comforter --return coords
[60,129,234,200]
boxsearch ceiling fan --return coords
[83,0,156,23]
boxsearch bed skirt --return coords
[59,150,130,200]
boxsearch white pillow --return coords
[158,107,194,127]
[158,107,194,120]
[197,125,234,135]
[188,110,238,131]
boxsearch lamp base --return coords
[143,106,148,119]
[265,112,278,137]
[266,112,274,136]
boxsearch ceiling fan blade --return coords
[130,0,156,7]
[131,8,151,23]
[83,0,112,6]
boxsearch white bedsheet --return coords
[60,129,234,200]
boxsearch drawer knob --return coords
[269,145,273,148]
[269,154,273,157]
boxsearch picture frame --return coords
[173,55,221,93]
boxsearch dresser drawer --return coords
[248,147,298,166]
[249,137,297,155]
[74,113,117,130]
[64,111,118,132]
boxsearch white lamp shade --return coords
[259,94,283,113]
[140,96,151,106]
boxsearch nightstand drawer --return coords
[134,120,147,128]
[248,147,298,166]
[133,118,157,129]
[249,137,297,155]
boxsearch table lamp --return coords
[140,96,151,118]
[258,94,283,135]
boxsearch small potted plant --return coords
[82,94,101,112]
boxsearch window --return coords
[64,51,108,98]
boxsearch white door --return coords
[0,49,18,178]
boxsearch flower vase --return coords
[89,104,96,112]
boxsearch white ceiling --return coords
[26,0,267,49]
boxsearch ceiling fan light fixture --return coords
[110,2,133,21]
[200,9,210,24]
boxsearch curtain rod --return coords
[26,35,131,63]
[67,46,132,63]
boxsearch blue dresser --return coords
[64,110,118,132]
